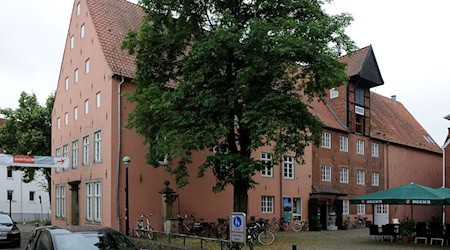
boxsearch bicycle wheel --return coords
[269,221,280,232]
[216,223,227,238]
[134,226,142,238]
[146,227,155,240]
[258,230,275,246]
[291,221,302,232]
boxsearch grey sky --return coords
[1,0,449,145]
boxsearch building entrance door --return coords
[69,181,80,225]
[374,204,389,225]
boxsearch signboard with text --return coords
[230,212,246,244]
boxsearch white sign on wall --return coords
[230,212,246,244]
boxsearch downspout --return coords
[279,156,283,224]
[116,76,125,231]
[386,140,390,189]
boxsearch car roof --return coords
[36,225,118,235]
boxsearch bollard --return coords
[292,244,297,250]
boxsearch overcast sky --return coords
[1,0,449,145]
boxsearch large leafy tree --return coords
[123,0,354,213]
[0,92,54,200]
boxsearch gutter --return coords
[116,76,125,231]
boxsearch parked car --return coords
[26,225,144,250]
[0,212,21,248]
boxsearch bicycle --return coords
[215,217,229,239]
[350,216,367,229]
[248,217,275,246]
[135,214,155,239]
[269,216,289,232]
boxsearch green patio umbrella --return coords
[433,187,450,204]
[350,182,446,205]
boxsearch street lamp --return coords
[123,155,131,236]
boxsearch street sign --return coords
[230,212,246,244]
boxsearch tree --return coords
[123,0,354,213]
[0,92,54,201]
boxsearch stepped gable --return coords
[370,92,441,153]
[86,0,143,78]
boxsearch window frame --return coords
[321,132,331,149]
[72,140,79,168]
[321,165,331,182]
[339,167,349,184]
[342,200,349,215]
[74,106,78,121]
[261,195,274,214]
[356,170,365,185]
[372,172,380,187]
[74,68,79,83]
[339,136,348,152]
[260,152,273,178]
[84,99,89,115]
[29,191,35,201]
[283,156,294,179]
[96,92,101,108]
[94,130,102,163]
[356,140,364,155]
[83,135,90,166]
[371,143,379,157]
[81,23,85,38]
[357,204,366,215]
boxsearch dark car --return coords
[26,225,143,250]
[0,213,21,248]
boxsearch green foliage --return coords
[399,218,414,237]
[0,92,54,191]
[123,0,354,212]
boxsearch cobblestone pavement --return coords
[278,228,446,250]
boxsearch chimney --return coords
[391,95,397,102]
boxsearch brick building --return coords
[51,0,442,233]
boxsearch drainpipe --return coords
[116,76,125,231]
[442,138,450,225]
[279,156,283,224]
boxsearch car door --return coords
[26,229,41,250]
[26,229,54,250]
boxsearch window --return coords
[56,185,66,218]
[75,69,79,83]
[81,23,85,38]
[261,196,274,213]
[76,2,81,16]
[357,204,365,215]
[29,191,35,201]
[342,200,349,215]
[64,112,68,126]
[355,85,364,106]
[355,114,364,134]
[70,35,74,49]
[330,88,339,99]
[65,77,69,90]
[94,131,102,162]
[356,140,364,155]
[87,181,102,222]
[57,117,61,129]
[85,59,90,74]
[339,167,349,184]
[56,148,62,172]
[260,152,273,177]
[7,168,13,178]
[96,92,101,108]
[83,136,89,165]
[357,170,365,185]
[72,140,78,168]
[283,156,294,179]
[339,136,348,152]
[84,99,89,114]
[74,106,78,121]
[63,145,68,171]
[372,172,380,187]
[371,143,379,157]
[321,165,331,182]
[321,132,331,149]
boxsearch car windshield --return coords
[54,231,137,250]
[0,214,13,225]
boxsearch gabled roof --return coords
[86,0,143,78]
[370,93,441,153]
[339,45,384,88]
[308,98,347,131]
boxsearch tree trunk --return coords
[233,181,249,214]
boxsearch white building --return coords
[0,167,51,222]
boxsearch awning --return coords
[311,185,347,196]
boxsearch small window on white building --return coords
[74,106,78,121]
[321,132,331,149]
[371,143,379,157]
[29,191,35,201]
[85,99,89,114]
[357,170,365,185]
[330,88,339,99]
[85,59,90,74]
[81,23,85,38]
[74,69,79,83]
[70,35,74,49]
[261,196,274,213]
[339,136,348,152]
[76,2,81,16]
[356,140,364,155]
[7,168,13,178]
[372,172,380,187]
[96,92,101,108]
[321,165,331,182]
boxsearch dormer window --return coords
[330,88,339,99]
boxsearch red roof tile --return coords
[338,45,370,77]
[370,93,441,153]
[86,0,143,78]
